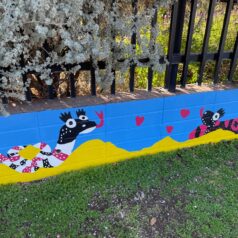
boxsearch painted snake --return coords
[0,110,104,173]
[189,108,238,139]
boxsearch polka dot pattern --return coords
[52,150,69,161]
[1,142,69,173]
[0,154,8,163]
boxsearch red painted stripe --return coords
[189,129,196,139]
[224,120,230,128]
[40,142,47,150]
[52,150,69,161]
[231,119,238,132]
[12,146,22,150]
[9,156,21,162]
[0,154,8,162]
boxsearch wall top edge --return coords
[3,83,238,116]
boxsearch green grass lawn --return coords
[0,140,238,238]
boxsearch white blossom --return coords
[0,0,173,112]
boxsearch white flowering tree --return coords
[0,0,173,115]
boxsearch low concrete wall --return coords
[1,88,238,184]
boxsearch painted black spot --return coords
[40,151,52,156]
[34,166,40,171]
[233,120,238,128]
[20,159,27,166]
[8,153,16,157]
[195,126,201,138]
[43,159,53,168]
[9,164,18,170]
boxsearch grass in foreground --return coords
[0,140,238,238]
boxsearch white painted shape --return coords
[55,140,75,155]
[79,126,96,134]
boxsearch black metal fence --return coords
[1,0,238,103]
[165,0,238,92]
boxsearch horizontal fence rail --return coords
[0,0,238,103]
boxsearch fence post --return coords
[20,54,32,101]
[214,0,234,83]
[48,84,55,99]
[22,73,32,102]
[90,56,96,96]
[165,0,186,92]
[228,32,238,82]
[147,2,158,91]
[69,73,76,98]
[129,0,138,92]
[111,0,116,95]
[0,73,8,104]
[197,0,216,85]
[180,0,198,87]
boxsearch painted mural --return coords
[0,110,104,173]
[1,89,238,184]
[189,108,238,139]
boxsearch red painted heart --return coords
[136,116,144,126]
[166,126,174,134]
[180,109,190,118]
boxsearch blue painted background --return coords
[0,89,238,154]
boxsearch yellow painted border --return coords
[0,129,238,185]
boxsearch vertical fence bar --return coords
[213,0,234,83]
[20,54,32,101]
[69,73,76,98]
[164,1,179,89]
[48,67,58,100]
[180,0,198,87]
[228,32,238,81]
[90,56,96,96]
[1,95,8,104]
[197,0,217,85]
[2,97,8,104]
[111,71,116,94]
[22,73,32,101]
[129,0,138,92]
[111,0,116,95]
[0,74,8,104]
[165,0,186,92]
[147,67,153,91]
[48,85,54,99]
[147,2,158,91]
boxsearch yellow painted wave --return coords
[1,129,238,185]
